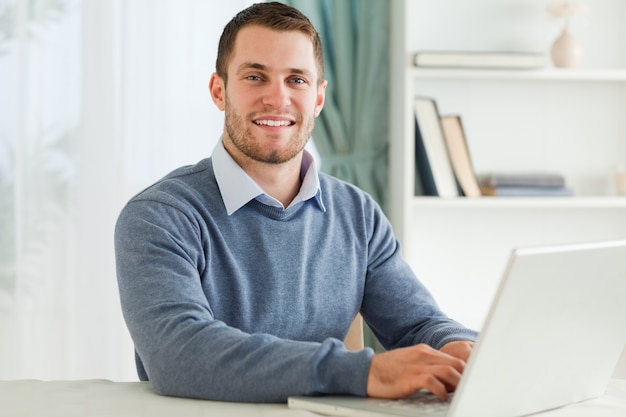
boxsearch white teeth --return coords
[254,119,293,127]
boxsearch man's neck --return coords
[245,158,303,207]
[223,140,303,208]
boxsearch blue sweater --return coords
[114,158,477,403]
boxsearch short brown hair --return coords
[216,2,325,84]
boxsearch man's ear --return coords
[209,73,226,111]
[314,79,327,118]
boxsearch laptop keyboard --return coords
[378,390,453,414]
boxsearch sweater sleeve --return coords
[360,198,478,350]
[115,198,373,403]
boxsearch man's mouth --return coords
[253,119,295,127]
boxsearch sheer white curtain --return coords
[0,0,253,381]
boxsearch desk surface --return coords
[1,379,626,417]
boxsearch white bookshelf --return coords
[389,0,626,333]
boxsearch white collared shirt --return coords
[211,139,325,216]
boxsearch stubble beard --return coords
[224,96,314,165]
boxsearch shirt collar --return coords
[212,138,325,216]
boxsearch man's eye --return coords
[290,77,306,84]
[246,75,261,81]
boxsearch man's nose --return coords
[261,81,290,108]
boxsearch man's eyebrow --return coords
[289,68,313,78]
[238,62,267,73]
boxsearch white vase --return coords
[551,26,582,68]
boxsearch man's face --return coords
[210,25,326,165]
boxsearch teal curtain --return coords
[281,0,390,213]
[282,0,389,351]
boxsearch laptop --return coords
[288,239,626,417]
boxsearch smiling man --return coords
[208,20,325,208]
[115,2,477,404]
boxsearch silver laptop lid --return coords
[449,239,626,417]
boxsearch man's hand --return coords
[366,343,469,401]
[440,340,474,363]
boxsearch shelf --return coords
[410,67,626,82]
[391,0,626,357]
[410,196,626,209]
[389,0,626,264]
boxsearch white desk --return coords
[1,379,626,417]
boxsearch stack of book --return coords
[413,96,572,198]
[477,173,573,197]
[414,96,481,197]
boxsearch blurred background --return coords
[0,0,256,381]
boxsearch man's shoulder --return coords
[133,158,214,199]
[318,172,380,211]
[121,158,218,215]
[158,157,213,184]
[115,158,224,237]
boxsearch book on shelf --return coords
[479,185,574,197]
[478,172,566,188]
[440,115,482,198]
[413,51,545,70]
[414,97,459,197]
[478,172,572,197]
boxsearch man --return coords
[115,2,476,403]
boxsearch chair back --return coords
[344,313,364,351]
